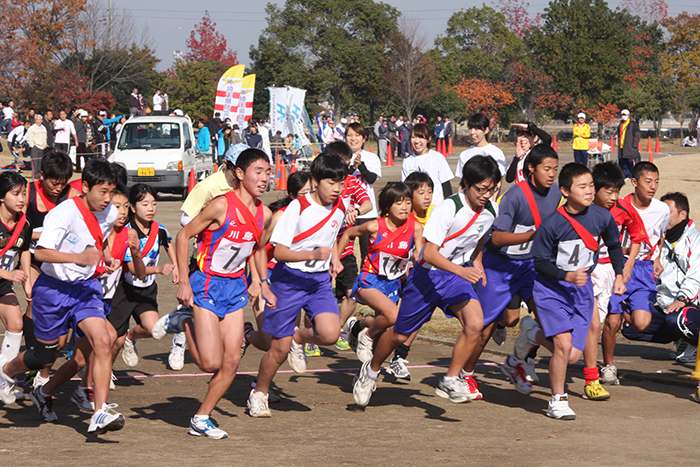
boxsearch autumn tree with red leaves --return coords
[449,77,515,125]
[490,0,542,39]
[185,11,238,66]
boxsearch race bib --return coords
[506,224,536,256]
[209,238,255,275]
[556,238,596,272]
[378,252,409,280]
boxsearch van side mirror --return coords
[185,140,192,149]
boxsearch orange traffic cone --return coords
[386,144,394,166]
[213,162,219,173]
[609,135,615,151]
[275,155,282,179]
[290,162,297,174]
[646,136,652,154]
[638,140,642,152]
[448,137,453,154]
[277,163,287,191]
[649,151,654,163]
[188,168,196,194]
[654,137,660,154]
[552,136,558,152]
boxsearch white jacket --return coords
[658,220,700,309]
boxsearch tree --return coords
[449,77,515,125]
[661,13,700,89]
[185,11,239,66]
[23,68,115,114]
[491,0,542,39]
[619,0,668,24]
[382,18,439,120]
[506,62,572,124]
[161,59,228,119]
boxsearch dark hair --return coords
[377,182,413,217]
[632,161,659,180]
[323,141,353,161]
[461,155,501,188]
[0,171,27,200]
[82,159,118,190]
[592,162,625,192]
[558,162,591,191]
[661,192,689,216]
[346,122,367,140]
[409,124,432,148]
[236,148,270,174]
[523,144,559,179]
[111,163,128,187]
[129,183,158,207]
[467,113,490,131]
[310,154,348,182]
[404,171,434,191]
[268,171,314,212]
[40,149,73,182]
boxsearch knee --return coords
[270,340,292,363]
[92,334,112,356]
[632,313,652,332]
[316,327,340,345]
[199,354,223,373]
[503,315,520,328]
[392,331,409,346]
[604,315,621,332]
[221,352,242,374]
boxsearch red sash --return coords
[0,213,27,258]
[140,221,160,257]
[292,196,347,244]
[441,207,482,247]
[517,181,542,228]
[369,216,415,254]
[557,206,599,251]
[109,227,129,266]
[32,181,57,211]
[226,191,262,244]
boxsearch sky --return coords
[108,0,700,71]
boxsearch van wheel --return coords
[181,187,188,200]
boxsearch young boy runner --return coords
[0,159,124,434]
[456,113,507,179]
[526,163,626,419]
[151,148,273,439]
[601,162,670,385]
[582,162,647,400]
[353,156,501,407]
[246,154,349,418]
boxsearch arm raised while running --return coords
[337,220,379,255]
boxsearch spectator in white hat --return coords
[334,117,347,141]
[573,112,590,166]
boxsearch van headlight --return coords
[166,161,182,171]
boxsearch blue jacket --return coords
[196,126,210,152]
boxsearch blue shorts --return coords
[608,260,656,315]
[190,270,248,318]
[351,271,402,305]
[534,274,594,351]
[262,263,339,338]
[477,252,536,326]
[32,273,105,342]
[394,265,479,335]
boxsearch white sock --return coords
[193,414,209,422]
[173,332,186,346]
[459,370,473,378]
[1,331,22,360]
[367,366,380,379]
[442,376,457,382]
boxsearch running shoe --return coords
[152,306,193,340]
[344,317,359,351]
[524,357,539,384]
[547,394,576,420]
[247,389,272,418]
[435,377,470,403]
[514,316,540,360]
[241,322,254,357]
[356,329,373,363]
[583,379,611,401]
[386,356,411,381]
[32,372,49,390]
[189,416,227,439]
[353,360,377,407]
[500,358,533,395]
[88,403,125,434]
[670,339,688,359]
[168,336,186,371]
[460,374,484,401]
[71,386,95,411]
[0,355,17,405]
[694,387,700,404]
[287,336,307,374]
[492,326,507,346]
[335,327,350,351]
[249,381,281,403]
[30,386,58,422]
[110,372,117,390]
[121,337,138,367]
[677,344,697,363]
[599,364,620,385]
[304,343,321,357]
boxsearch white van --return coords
[111,116,213,197]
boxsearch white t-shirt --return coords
[351,150,382,219]
[420,193,497,269]
[456,143,507,178]
[38,199,118,282]
[270,193,350,273]
[153,94,164,111]
[2,107,13,120]
[401,149,454,204]
[53,119,76,145]
[511,155,527,183]
[8,125,26,145]
[627,197,670,261]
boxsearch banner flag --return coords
[214,64,244,120]
[235,74,256,131]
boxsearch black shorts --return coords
[108,281,159,337]
[335,255,359,300]
[507,292,522,310]
[0,279,14,298]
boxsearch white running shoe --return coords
[287,335,307,374]
[435,377,471,403]
[247,389,272,418]
[30,387,58,422]
[500,358,533,395]
[677,344,697,363]
[88,403,125,434]
[71,386,95,411]
[356,329,374,363]
[189,416,228,439]
[547,394,576,420]
[0,356,17,405]
[249,381,281,403]
[32,372,50,390]
[152,306,193,340]
[599,364,620,385]
[492,326,507,346]
[168,337,186,371]
[524,357,539,384]
[121,337,138,367]
[514,316,540,360]
[386,356,411,381]
[353,360,377,407]
[110,372,117,390]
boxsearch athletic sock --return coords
[22,314,37,349]
[367,366,380,379]
[442,376,457,382]
[173,332,186,346]
[1,331,22,360]
[193,414,209,422]
[527,345,540,360]
[459,369,474,378]
[395,343,410,360]
[350,320,362,339]
[583,366,599,385]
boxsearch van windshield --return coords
[117,122,181,150]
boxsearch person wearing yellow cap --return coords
[573,112,590,166]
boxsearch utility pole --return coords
[109,0,114,48]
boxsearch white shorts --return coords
[592,262,615,323]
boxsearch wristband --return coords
[260,278,271,286]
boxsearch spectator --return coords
[163,92,169,113]
[444,116,453,152]
[138,93,147,116]
[696,116,700,144]
[104,112,123,150]
[683,135,697,147]
[321,116,334,149]
[374,116,389,162]
[92,110,109,156]
[195,118,211,161]
[230,124,242,145]
[617,108,641,179]
[334,117,347,141]
[8,120,31,169]
[153,89,164,115]
[573,112,590,166]
[74,110,90,172]
[270,130,284,156]
[53,110,78,153]
[208,112,222,160]
[42,110,55,148]
[434,115,444,148]
[387,115,399,157]
[399,117,411,159]
[0,100,14,134]
[217,125,233,164]
[26,115,48,179]
[129,88,139,118]
[244,121,263,149]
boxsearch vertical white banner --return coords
[235,74,256,131]
[269,86,290,136]
[287,87,310,146]
[214,64,244,121]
